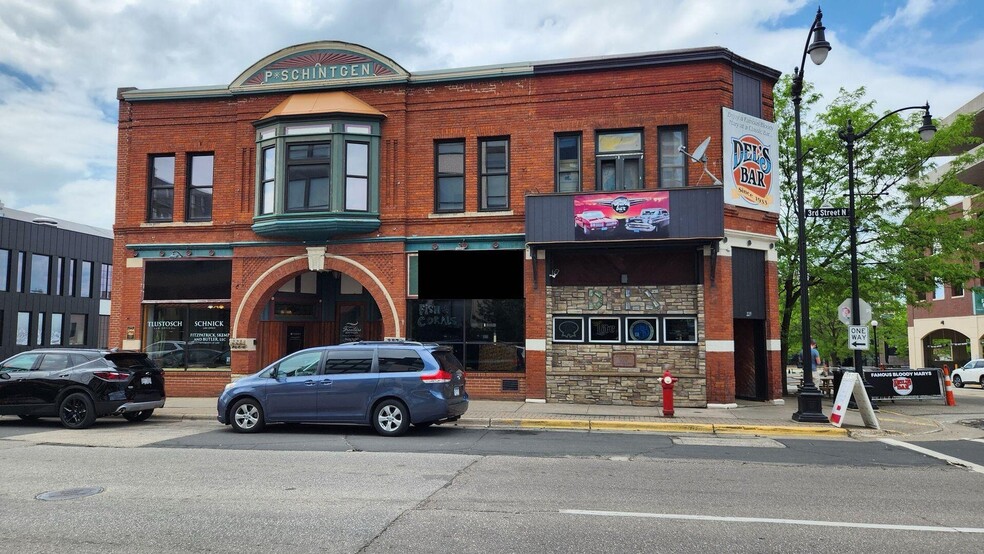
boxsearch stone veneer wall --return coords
[547,285,705,407]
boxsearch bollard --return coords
[661,369,679,417]
[942,365,957,406]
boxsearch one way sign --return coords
[848,325,869,350]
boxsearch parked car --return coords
[0,348,166,429]
[625,208,670,233]
[575,210,618,234]
[146,340,186,367]
[217,341,468,436]
[951,359,984,388]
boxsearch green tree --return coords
[775,77,984,394]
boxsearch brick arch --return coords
[233,254,401,341]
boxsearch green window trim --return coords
[254,118,381,217]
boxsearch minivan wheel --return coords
[230,398,265,433]
[372,399,410,437]
[953,375,964,388]
[60,392,97,429]
[122,409,154,423]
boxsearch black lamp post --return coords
[839,104,936,405]
[792,8,832,423]
[871,319,879,368]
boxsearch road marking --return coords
[560,509,984,533]
[879,438,984,474]
[962,438,984,444]
[672,436,785,448]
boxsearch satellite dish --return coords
[678,136,722,186]
[691,136,712,163]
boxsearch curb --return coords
[156,413,850,437]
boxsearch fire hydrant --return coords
[661,369,679,417]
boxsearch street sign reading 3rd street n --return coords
[805,207,850,217]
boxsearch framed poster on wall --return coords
[553,316,585,343]
[588,317,621,343]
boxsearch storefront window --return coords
[144,304,230,368]
[408,299,524,372]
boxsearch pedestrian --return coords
[810,339,821,379]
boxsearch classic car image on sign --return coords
[625,208,670,233]
[573,191,671,241]
[574,210,618,235]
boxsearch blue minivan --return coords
[216,341,468,436]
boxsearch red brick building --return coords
[113,41,782,406]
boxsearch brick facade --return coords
[113,42,782,405]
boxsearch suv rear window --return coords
[431,349,464,372]
[378,348,425,373]
[106,353,156,370]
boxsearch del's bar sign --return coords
[722,107,779,213]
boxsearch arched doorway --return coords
[253,269,384,367]
[922,329,971,369]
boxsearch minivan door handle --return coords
[320,379,332,386]
[304,380,316,386]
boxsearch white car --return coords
[951,359,984,388]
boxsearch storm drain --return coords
[36,487,105,501]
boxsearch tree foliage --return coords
[774,76,984,381]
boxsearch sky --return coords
[0,0,981,231]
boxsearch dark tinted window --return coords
[378,349,425,373]
[324,349,374,374]
[39,353,72,370]
[431,349,464,372]
[105,353,154,370]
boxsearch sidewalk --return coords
[158,391,984,441]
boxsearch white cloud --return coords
[0,0,980,228]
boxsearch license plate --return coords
[141,377,152,385]
[453,386,460,396]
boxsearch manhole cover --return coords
[36,487,104,501]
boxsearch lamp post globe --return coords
[792,7,832,423]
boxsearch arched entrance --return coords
[922,329,971,369]
[233,254,400,371]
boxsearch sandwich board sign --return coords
[829,371,880,429]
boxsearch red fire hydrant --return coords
[661,369,679,417]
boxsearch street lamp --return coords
[792,7,832,423]
[871,319,879,368]
[839,104,936,404]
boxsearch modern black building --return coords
[0,203,113,360]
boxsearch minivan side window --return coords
[277,350,323,377]
[378,349,425,373]
[323,349,374,374]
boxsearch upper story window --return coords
[934,279,945,300]
[54,257,64,295]
[286,143,331,211]
[15,252,25,293]
[254,118,380,217]
[658,126,688,188]
[555,133,581,192]
[597,130,643,191]
[951,282,964,297]
[436,140,465,213]
[100,264,113,300]
[148,155,175,221]
[0,249,9,292]
[479,137,509,210]
[80,261,93,298]
[30,254,50,294]
[66,258,76,296]
[187,154,214,221]
[345,141,369,211]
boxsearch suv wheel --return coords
[60,392,96,429]
[123,409,154,423]
[953,375,964,388]
[230,398,265,433]
[372,399,410,437]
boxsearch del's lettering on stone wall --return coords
[722,107,779,213]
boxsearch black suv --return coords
[0,348,166,429]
